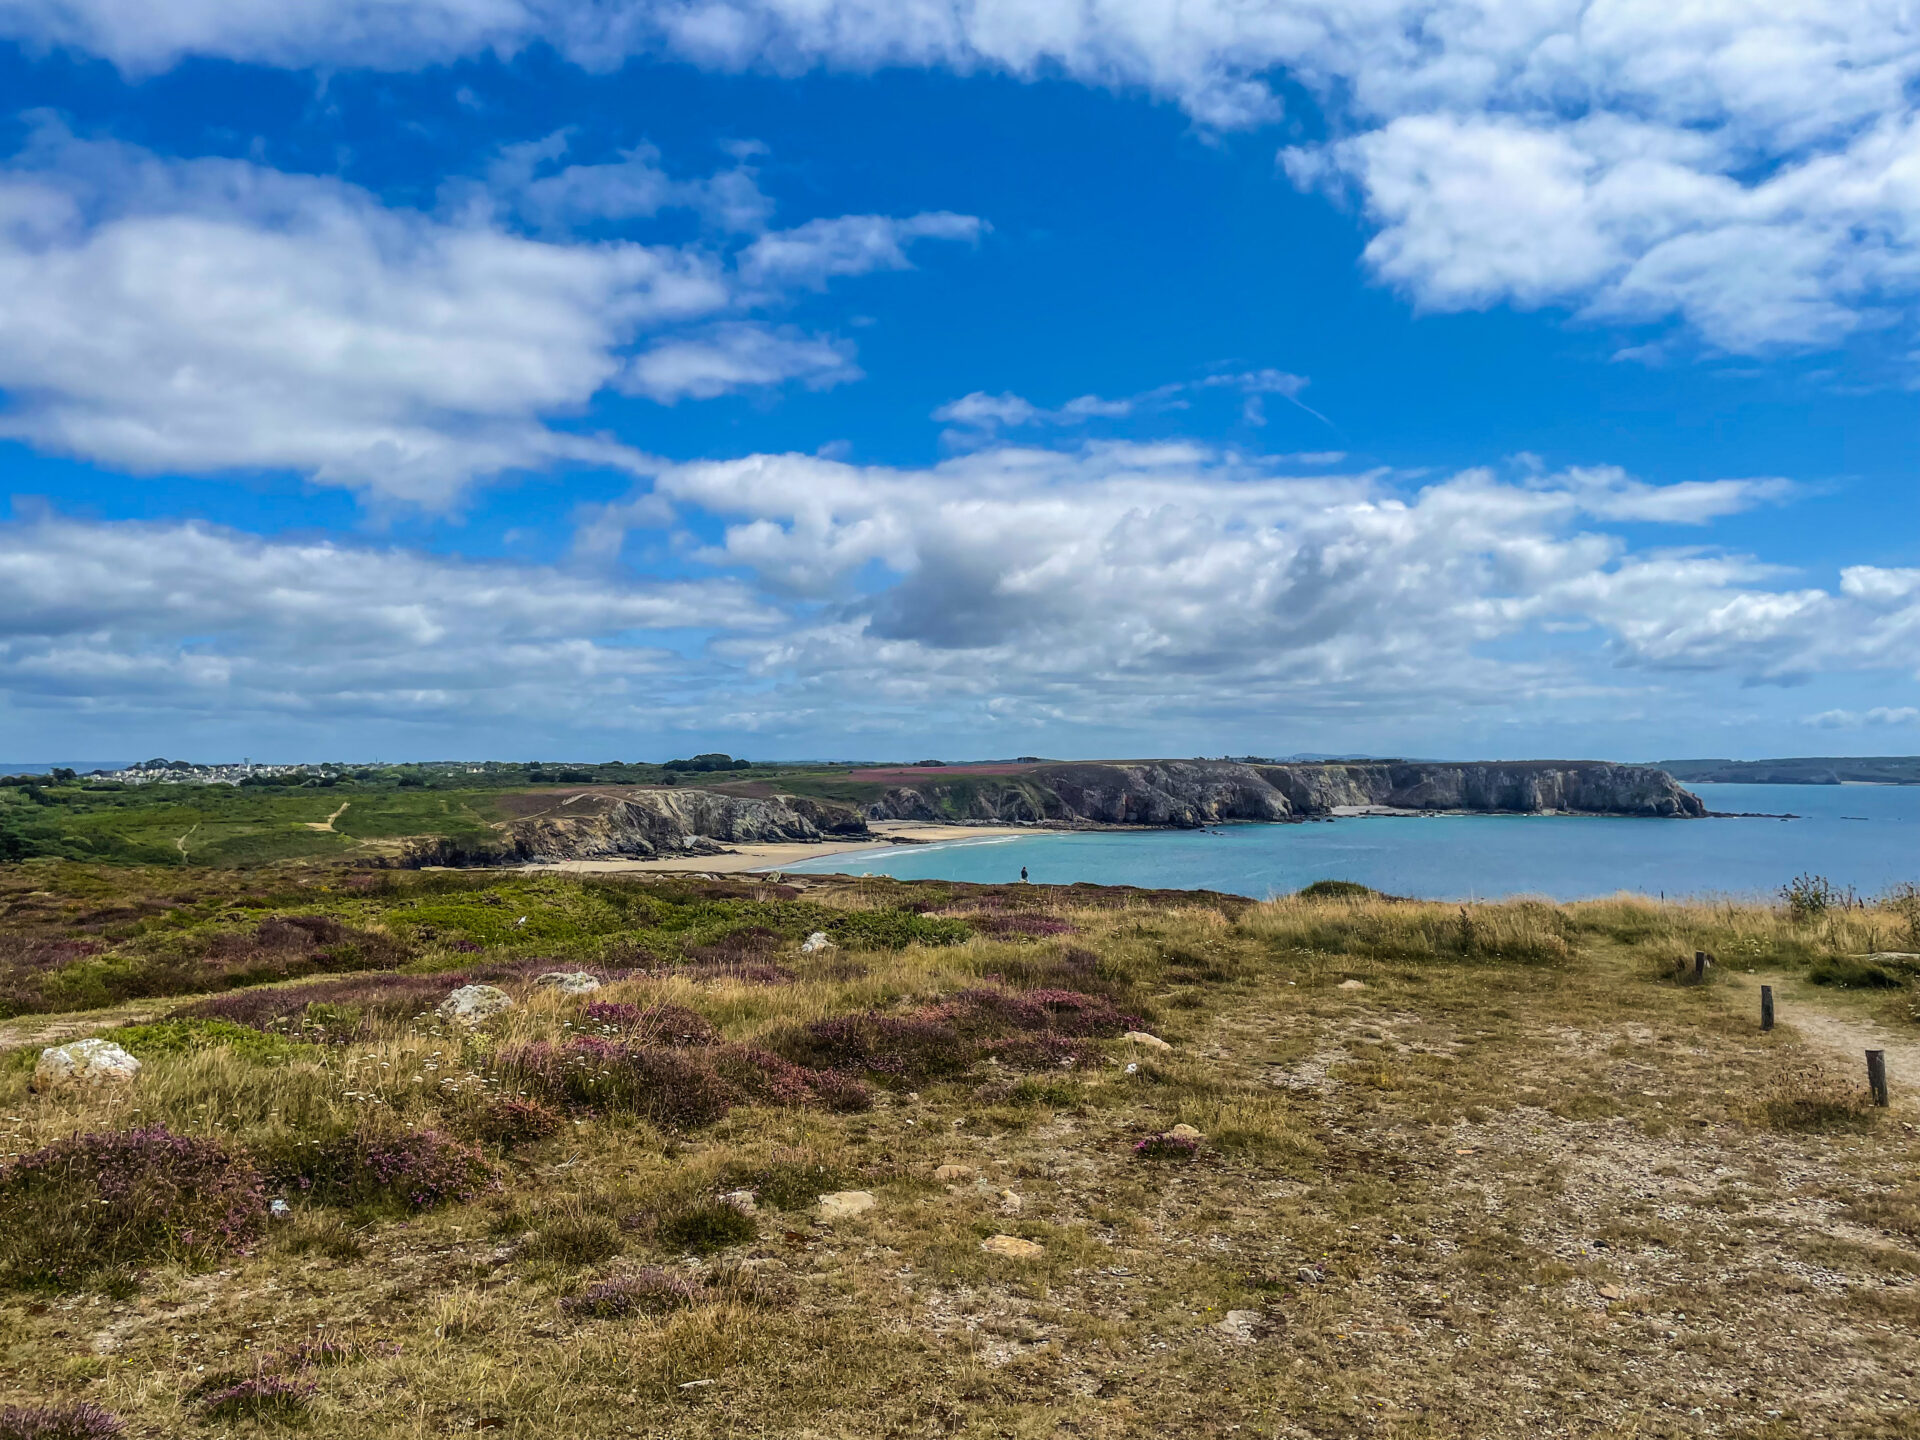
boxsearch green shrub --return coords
[111,1018,307,1064]
[654,1200,756,1254]
[522,1214,624,1266]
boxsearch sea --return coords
[779,783,1920,902]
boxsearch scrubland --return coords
[3,863,1920,1438]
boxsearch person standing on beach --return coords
[1020,867,1028,882]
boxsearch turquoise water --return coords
[779,783,1920,901]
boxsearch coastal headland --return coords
[468,759,1705,870]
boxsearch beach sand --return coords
[532,820,1035,875]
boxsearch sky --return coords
[0,1,1916,765]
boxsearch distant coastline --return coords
[1662,756,1920,785]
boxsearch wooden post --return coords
[1867,1049,1890,1108]
[1693,951,1709,984]
[1760,985,1774,1032]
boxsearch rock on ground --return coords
[801,932,835,953]
[438,984,514,1024]
[934,1163,976,1182]
[535,971,601,994]
[815,1190,875,1221]
[33,1038,141,1091]
[1123,1030,1172,1050]
[1215,1309,1267,1343]
[980,1235,1045,1260]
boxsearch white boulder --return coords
[438,984,514,1024]
[33,1038,141,1091]
[800,932,835,953]
[535,971,601,995]
[815,1190,875,1222]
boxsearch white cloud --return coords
[2,442,1913,743]
[735,212,983,292]
[933,370,1311,440]
[1806,706,1920,728]
[0,124,981,503]
[0,512,779,725]
[624,323,860,402]
[480,131,776,235]
[6,4,1920,353]
[626,444,1915,724]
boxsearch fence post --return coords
[1693,951,1709,984]
[1867,1049,1890,1108]
[1760,985,1774,1031]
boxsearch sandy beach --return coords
[533,820,1036,875]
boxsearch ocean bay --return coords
[782,783,1920,900]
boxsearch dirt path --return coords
[304,801,351,833]
[1727,969,1920,1101]
[173,822,199,858]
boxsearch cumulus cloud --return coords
[0,122,980,503]
[620,444,1920,728]
[0,511,779,726]
[1,444,1913,741]
[5,3,1919,353]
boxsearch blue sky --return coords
[0,2,1916,764]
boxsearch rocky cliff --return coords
[509,789,870,863]
[866,759,1703,827]
[448,759,1701,866]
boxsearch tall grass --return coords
[1241,895,1574,966]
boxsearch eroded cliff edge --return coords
[449,759,1704,865]
[866,760,1705,828]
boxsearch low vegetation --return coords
[3,863,1920,1435]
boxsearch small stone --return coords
[815,1190,875,1222]
[998,1190,1024,1215]
[1597,1283,1622,1300]
[1124,1062,1138,1074]
[1215,1309,1266,1343]
[1167,1123,1202,1141]
[934,1164,975,1182]
[720,1190,757,1215]
[980,1235,1045,1260]
[438,984,514,1024]
[535,971,601,995]
[1296,1266,1324,1284]
[269,1198,292,1219]
[1338,979,1367,991]
[1123,1031,1172,1051]
[33,1038,141,1091]
[800,932,836,953]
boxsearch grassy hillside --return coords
[0,781,511,866]
[4,866,1920,1435]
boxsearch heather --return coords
[0,1402,125,1440]
[267,1124,495,1212]
[0,1126,265,1287]
[4,864,1920,1435]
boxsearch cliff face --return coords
[1259,762,1705,818]
[866,760,1704,827]
[480,759,1701,866]
[514,790,869,862]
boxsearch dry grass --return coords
[3,875,1920,1436]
